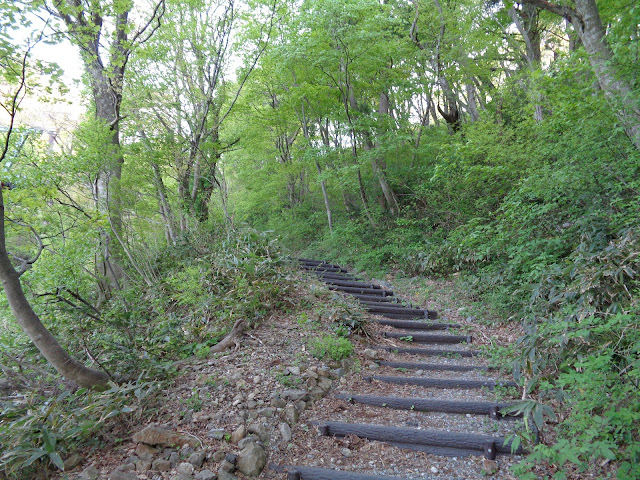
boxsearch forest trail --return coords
[63,261,524,480]
[270,260,524,480]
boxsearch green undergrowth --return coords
[0,227,294,479]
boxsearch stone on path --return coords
[132,425,199,448]
[236,442,267,477]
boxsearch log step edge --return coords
[312,421,522,456]
[335,393,519,419]
[279,466,417,480]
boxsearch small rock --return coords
[195,469,217,480]
[217,470,238,480]
[246,400,258,409]
[236,442,267,477]
[109,470,137,480]
[238,436,259,449]
[294,400,306,412]
[63,453,85,471]
[308,386,325,400]
[415,369,424,376]
[317,377,332,391]
[152,458,172,471]
[133,425,199,448]
[281,389,307,401]
[363,349,379,360]
[136,443,159,460]
[257,407,276,418]
[219,460,235,473]
[207,429,226,440]
[271,397,286,408]
[169,451,180,467]
[317,367,331,377]
[284,404,299,424]
[231,425,246,444]
[79,466,100,480]
[341,448,352,458]
[188,451,206,468]
[181,445,195,457]
[430,466,439,474]
[287,366,301,376]
[212,451,226,462]
[177,462,195,475]
[135,459,152,471]
[279,423,292,443]
[247,423,269,442]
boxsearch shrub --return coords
[308,335,354,361]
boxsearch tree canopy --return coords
[1,0,639,477]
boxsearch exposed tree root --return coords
[209,319,246,355]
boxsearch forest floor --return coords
[57,272,528,480]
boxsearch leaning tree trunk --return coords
[571,0,640,150]
[521,0,640,150]
[0,189,109,389]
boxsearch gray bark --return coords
[522,0,640,149]
[509,5,544,122]
[0,190,109,389]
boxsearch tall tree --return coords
[45,0,165,298]
[519,0,640,149]
[126,0,274,226]
[0,26,109,389]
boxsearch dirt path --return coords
[62,261,524,480]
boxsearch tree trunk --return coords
[572,0,640,149]
[522,0,640,150]
[313,119,334,233]
[0,189,109,389]
[509,5,544,122]
[373,92,400,216]
[315,160,333,234]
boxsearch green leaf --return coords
[48,451,65,471]
[24,449,47,466]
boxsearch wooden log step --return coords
[322,279,383,289]
[351,294,403,303]
[377,360,487,372]
[313,421,521,456]
[358,300,412,307]
[373,319,459,331]
[328,285,394,296]
[303,265,348,273]
[335,394,517,419]
[375,346,481,357]
[361,304,433,316]
[316,273,361,281]
[371,312,439,320]
[365,375,518,390]
[382,332,470,344]
[366,308,438,321]
[298,258,344,268]
[282,466,416,480]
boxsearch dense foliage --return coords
[1,0,639,478]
